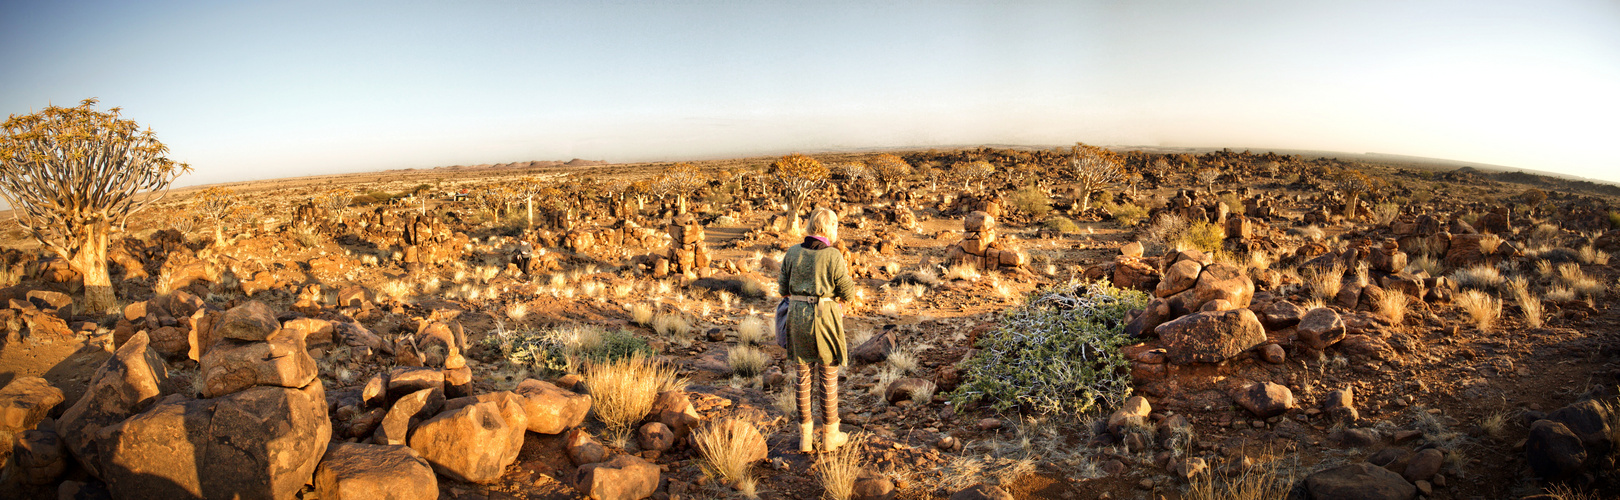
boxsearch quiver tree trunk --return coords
[66,222,115,314]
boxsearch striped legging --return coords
[795,362,839,425]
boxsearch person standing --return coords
[778,208,856,453]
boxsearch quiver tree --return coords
[868,153,912,195]
[655,162,707,215]
[1195,167,1220,194]
[513,177,548,227]
[769,153,828,232]
[193,187,244,247]
[1334,169,1379,219]
[0,99,190,312]
[958,160,995,190]
[1068,143,1122,211]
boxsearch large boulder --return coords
[1547,399,1613,456]
[1231,382,1294,418]
[0,376,65,434]
[13,428,69,485]
[98,380,331,500]
[1188,263,1254,309]
[442,391,529,467]
[1526,419,1587,480]
[574,454,660,500]
[408,400,515,483]
[373,388,444,446]
[1260,301,1305,330]
[199,329,318,398]
[1296,307,1346,350]
[214,300,280,341]
[58,331,170,478]
[313,442,438,500]
[513,379,592,434]
[1155,260,1202,298]
[1304,462,1415,500]
[1154,309,1266,364]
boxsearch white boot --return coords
[800,422,816,453]
[822,420,849,452]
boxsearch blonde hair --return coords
[807,208,839,242]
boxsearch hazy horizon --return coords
[3,1,1617,187]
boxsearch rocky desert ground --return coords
[1,145,1618,500]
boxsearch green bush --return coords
[480,324,654,376]
[1178,220,1225,253]
[1610,211,1620,229]
[1102,201,1148,227]
[1009,186,1050,218]
[1043,216,1081,233]
[951,280,1151,415]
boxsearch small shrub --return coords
[1478,233,1504,255]
[584,354,683,444]
[886,348,919,374]
[815,433,865,500]
[1176,221,1224,253]
[1546,286,1578,303]
[1288,225,1325,241]
[1529,223,1562,244]
[1008,186,1050,218]
[951,280,1151,415]
[1449,264,1505,291]
[1102,201,1148,227]
[943,264,981,282]
[1406,255,1443,276]
[1043,216,1081,234]
[1610,211,1620,229]
[630,303,655,325]
[1140,213,1189,256]
[1557,263,1606,297]
[735,315,768,346]
[652,312,692,337]
[694,418,768,494]
[1372,202,1401,225]
[727,345,769,377]
[1455,290,1500,332]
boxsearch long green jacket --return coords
[778,239,857,366]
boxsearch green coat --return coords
[778,242,857,366]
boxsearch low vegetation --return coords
[583,354,684,444]
[951,280,1150,415]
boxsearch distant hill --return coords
[433,158,608,170]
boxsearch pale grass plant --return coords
[1455,289,1501,332]
[629,303,655,325]
[694,417,769,497]
[1306,263,1345,302]
[1557,263,1607,297]
[1449,264,1505,291]
[727,345,769,378]
[735,315,768,346]
[1506,277,1543,328]
[815,432,866,500]
[943,264,981,282]
[1373,289,1409,326]
[1577,245,1610,265]
[584,354,683,446]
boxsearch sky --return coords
[2,0,1618,186]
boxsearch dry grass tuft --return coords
[1478,233,1504,255]
[1306,263,1345,302]
[1185,460,1291,500]
[1577,245,1610,265]
[727,345,769,378]
[1546,286,1578,303]
[652,312,692,338]
[1373,289,1409,326]
[1406,254,1444,276]
[815,433,866,500]
[1506,277,1543,328]
[584,354,683,444]
[695,417,769,495]
[943,264,981,282]
[886,348,919,374]
[1479,411,1510,440]
[735,315,769,346]
[630,303,655,325]
[1449,264,1505,291]
[1455,289,1501,332]
[1556,263,1607,297]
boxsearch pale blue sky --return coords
[3,1,1618,186]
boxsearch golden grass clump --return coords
[1556,263,1607,297]
[694,417,769,496]
[886,348,919,374]
[584,354,683,444]
[727,345,769,378]
[1448,264,1505,291]
[1506,277,1543,329]
[1185,463,1291,500]
[1373,289,1409,326]
[1307,263,1345,302]
[652,312,692,338]
[943,264,981,282]
[815,433,865,500]
[735,315,769,346]
[1577,245,1610,265]
[1455,289,1501,332]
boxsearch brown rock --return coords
[1188,263,1254,309]
[373,388,444,446]
[314,442,438,500]
[513,379,592,434]
[442,391,529,467]
[0,376,65,434]
[1156,260,1202,298]
[1297,307,1346,350]
[1154,309,1267,364]
[1402,448,1443,482]
[100,380,331,500]
[565,427,609,466]
[58,331,170,478]
[215,300,280,341]
[637,421,675,452]
[409,400,516,484]
[574,454,660,500]
[1232,382,1294,418]
[13,428,68,485]
[199,329,318,398]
